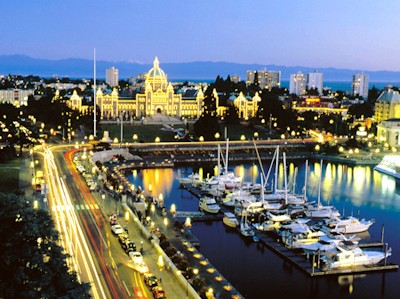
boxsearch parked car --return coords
[122,240,137,253]
[118,233,129,245]
[111,224,124,235]
[144,273,158,287]
[152,286,166,299]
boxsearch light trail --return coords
[42,146,107,299]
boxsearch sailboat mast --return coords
[274,146,279,193]
[318,159,323,206]
[283,152,288,205]
[303,160,308,201]
[225,138,229,175]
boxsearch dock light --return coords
[315,144,320,151]
[240,135,245,141]
[113,137,118,144]
[206,288,214,299]
[157,255,164,270]
[148,184,153,193]
[193,268,199,276]
[281,134,285,139]
[253,132,259,139]
[151,204,155,213]
[124,211,129,222]
[354,148,359,154]
[33,200,39,210]
[158,193,164,206]
[215,132,220,140]
[199,136,204,142]
[184,217,192,228]
[163,217,168,228]
[155,136,160,143]
[133,134,138,142]
[170,204,176,215]
[339,146,344,153]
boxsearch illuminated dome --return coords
[146,57,168,91]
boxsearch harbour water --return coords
[126,160,400,299]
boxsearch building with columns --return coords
[96,57,204,119]
[374,86,400,147]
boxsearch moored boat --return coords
[223,212,239,228]
[199,196,221,214]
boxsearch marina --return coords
[122,158,400,299]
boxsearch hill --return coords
[1,54,400,83]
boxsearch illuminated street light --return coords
[155,137,160,143]
[133,134,138,142]
[199,136,204,142]
[170,203,176,215]
[240,135,245,141]
[215,132,220,141]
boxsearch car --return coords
[111,224,124,235]
[109,214,118,225]
[122,240,137,253]
[118,233,129,245]
[152,286,166,299]
[144,273,158,288]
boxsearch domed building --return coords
[96,57,204,120]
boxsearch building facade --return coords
[289,72,306,96]
[352,73,369,98]
[307,71,323,94]
[377,119,400,147]
[106,67,119,87]
[246,70,281,90]
[96,58,204,119]
[374,86,400,123]
[0,88,34,106]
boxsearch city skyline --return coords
[2,1,400,72]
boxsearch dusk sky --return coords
[1,0,400,71]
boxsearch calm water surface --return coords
[127,161,400,299]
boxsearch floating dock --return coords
[255,231,398,277]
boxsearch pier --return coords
[255,231,398,277]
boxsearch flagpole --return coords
[93,48,97,138]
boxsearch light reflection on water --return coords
[126,161,400,299]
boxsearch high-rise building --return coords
[106,66,119,87]
[352,73,369,98]
[246,69,281,90]
[307,71,323,94]
[289,72,306,96]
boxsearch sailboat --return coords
[304,160,340,219]
[240,209,255,237]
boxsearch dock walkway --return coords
[255,231,398,277]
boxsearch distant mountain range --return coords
[1,54,400,83]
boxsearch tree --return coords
[0,193,90,298]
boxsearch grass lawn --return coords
[100,124,186,143]
[99,122,260,143]
[0,159,20,193]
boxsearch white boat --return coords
[240,212,255,237]
[280,218,311,234]
[281,229,326,249]
[199,197,221,214]
[266,211,291,222]
[304,204,341,219]
[253,220,281,232]
[323,216,375,234]
[322,244,392,269]
[129,251,149,273]
[179,172,202,185]
[374,154,400,179]
[304,160,340,219]
[300,235,360,253]
[223,212,239,228]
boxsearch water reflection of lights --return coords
[141,169,174,200]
